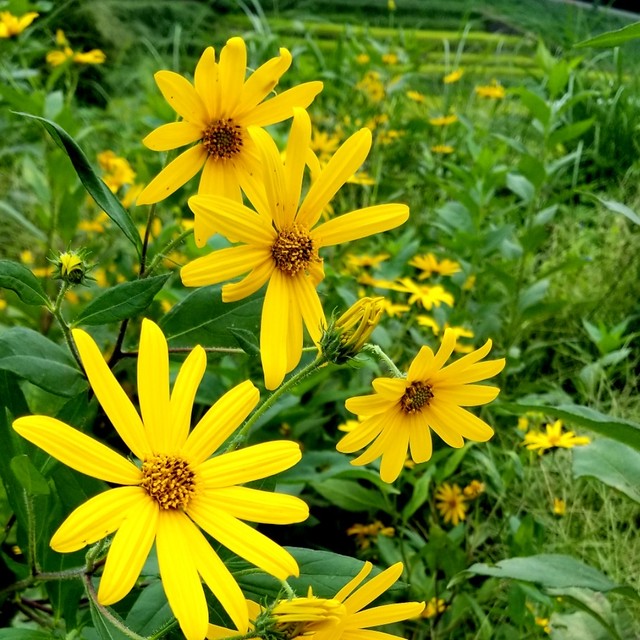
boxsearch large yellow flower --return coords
[137,36,323,245]
[181,108,409,389]
[337,329,505,482]
[13,319,308,640]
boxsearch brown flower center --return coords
[271,224,318,276]
[400,381,434,413]
[202,118,243,159]
[140,455,196,510]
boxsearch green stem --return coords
[362,344,404,377]
[0,567,85,598]
[139,202,158,277]
[280,579,295,598]
[23,490,40,576]
[227,354,327,450]
[142,227,194,278]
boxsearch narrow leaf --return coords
[575,22,640,48]
[0,260,50,306]
[587,194,640,226]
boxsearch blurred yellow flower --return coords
[422,596,447,618]
[428,114,458,127]
[410,253,461,278]
[377,129,404,145]
[435,483,467,526]
[475,80,505,99]
[346,520,395,549]
[79,211,109,234]
[98,151,136,193]
[346,253,390,270]
[553,498,566,516]
[380,299,411,318]
[417,315,440,334]
[535,617,551,634]
[523,419,591,454]
[394,278,454,310]
[406,90,426,103]
[431,144,455,154]
[382,52,399,66]
[0,11,38,38]
[462,274,476,290]
[46,32,106,67]
[337,418,363,433]
[311,129,341,160]
[356,70,385,102]
[443,69,463,84]
[463,479,485,499]
[356,53,370,65]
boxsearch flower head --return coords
[0,11,38,38]
[46,31,106,67]
[428,114,458,127]
[338,329,505,482]
[54,250,90,285]
[13,319,308,640]
[463,479,485,500]
[181,108,409,389]
[553,497,566,516]
[347,520,395,549]
[523,419,591,454]
[431,144,455,155]
[410,253,461,278]
[435,483,467,526]
[137,37,323,237]
[443,69,463,84]
[475,80,505,99]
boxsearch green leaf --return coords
[15,112,142,255]
[573,438,640,503]
[10,455,50,495]
[500,402,640,452]
[402,467,434,521]
[0,631,56,639]
[0,260,50,306]
[228,327,261,356]
[311,478,383,512]
[0,201,47,241]
[73,274,170,326]
[574,21,640,48]
[512,87,551,126]
[506,173,536,204]
[548,118,595,147]
[0,328,86,397]
[125,581,174,636]
[88,592,131,640]
[586,194,640,226]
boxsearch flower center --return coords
[201,118,243,160]
[140,455,196,510]
[271,224,318,276]
[400,381,434,413]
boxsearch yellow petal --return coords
[138,319,170,454]
[313,204,408,248]
[423,405,466,448]
[194,46,219,121]
[409,330,456,380]
[13,416,141,484]
[350,420,396,467]
[137,145,208,205]
[290,271,326,344]
[97,493,158,605]
[155,70,208,127]
[72,328,149,459]
[435,383,500,406]
[297,128,371,229]
[261,270,289,390]
[243,81,323,128]
[187,502,299,579]
[51,486,146,553]
[197,441,301,487]
[371,378,406,400]
[221,258,274,302]
[343,562,403,614]
[429,402,494,442]
[408,413,432,463]
[236,134,273,221]
[286,291,303,373]
[334,561,372,603]
[198,156,242,203]
[347,601,425,628]
[198,487,308,524]
[182,380,259,465]
[283,109,311,222]
[336,413,387,453]
[238,47,292,115]
[143,121,203,151]
[169,345,206,451]
[345,393,395,417]
[156,510,208,640]
[378,414,410,483]
[219,37,247,118]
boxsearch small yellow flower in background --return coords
[19,249,34,264]
[431,144,455,155]
[0,11,38,38]
[380,299,411,318]
[46,31,106,67]
[347,520,395,549]
[137,37,323,243]
[535,616,551,634]
[356,52,370,65]
[346,253,390,270]
[463,479,485,500]
[523,419,591,454]
[417,315,440,335]
[428,114,458,127]
[406,90,426,103]
[338,328,505,482]
[98,150,137,193]
[445,325,475,353]
[435,483,467,526]
[181,108,408,390]
[393,278,455,310]
[462,274,476,290]
[311,129,341,160]
[382,52,399,66]
[356,70,385,102]
[475,79,506,99]
[347,170,375,186]
[0,298,6,311]
[13,319,308,640]
[517,415,530,431]
[388,0,397,11]
[410,253,461,278]
[79,211,110,234]
[422,596,447,618]
[443,69,463,84]
[377,128,404,145]
[553,498,566,516]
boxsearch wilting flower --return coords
[475,79,505,99]
[0,11,38,38]
[338,329,505,482]
[13,319,308,640]
[435,483,467,526]
[181,108,408,389]
[523,419,590,454]
[137,36,322,239]
[443,69,463,84]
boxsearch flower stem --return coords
[362,343,404,377]
[142,227,194,278]
[49,282,83,369]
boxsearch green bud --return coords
[54,250,89,285]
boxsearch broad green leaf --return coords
[15,112,142,255]
[573,438,640,503]
[574,21,640,48]
[0,328,86,397]
[506,173,535,204]
[73,274,170,326]
[125,581,174,636]
[512,87,550,126]
[548,118,595,148]
[517,278,549,312]
[0,260,50,306]
[0,408,29,532]
[501,402,640,452]
[587,195,640,226]
[10,455,50,495]
[311,478,383,512]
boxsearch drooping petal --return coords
[72,328,149,459]
[218,37,247,118]
[243,81,323,128]
[51,486,146,553]
[138,319,170,454]
[336,413,388,454]
[181,245,268,288]
[283,109,311,222]
[137,145,208,206]
[261,270,290,390]
[346,602,426,628]
[297,128,371,229]
[169,345,206,451]
[221,257,274,302]
[312,204,409,248]
[182,380,259,465]
[194,46,219,121]
[343,563,404,614]
[197,441,301,487]
[156,510,208,640]
[143,121,203,151]
[154,70,208,127]
[13,416,141,485]
[345,394,395,417]
[291,272,325,344]
[97,493,158,605]
[187,502,299,579]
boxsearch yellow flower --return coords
[377,129,403,145]
[356,53,370,65]
[393,278,454,310]
[422,596,447,618]
[553,498,566,516]
[181,109,409,389]
[0,11,38,38]
[347,520,395,550]
[346,253,390,270]
[73,49,106,64]
[435,483,467,526]
[46,47,74,67]
[475,80,505,99]
[380,299,410,318]
[462,274,476,290]
[13,319,308,640]
[406,90,426,103]
[463,479,485,499]
[428,114,458,127]
[443,69,463,84]
[0,298,6,311]
[417,315,440,334]
[137,37,323,239]
[356,70,385,102]
[46,32,106,67]
[19,249,34,264]
[431,144,455,154]
[338,329,505,482]
[311,129,341,160]
[382,52,399,66]
[410,253,461,278]
[535,616,551,634]
[98,150,137,192]
[523,419,591,454]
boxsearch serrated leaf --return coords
[15,112,142,255]
[575,21,640,48]
[10,455,50,495]
[0,260,50,306]
[74,274,170,326]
